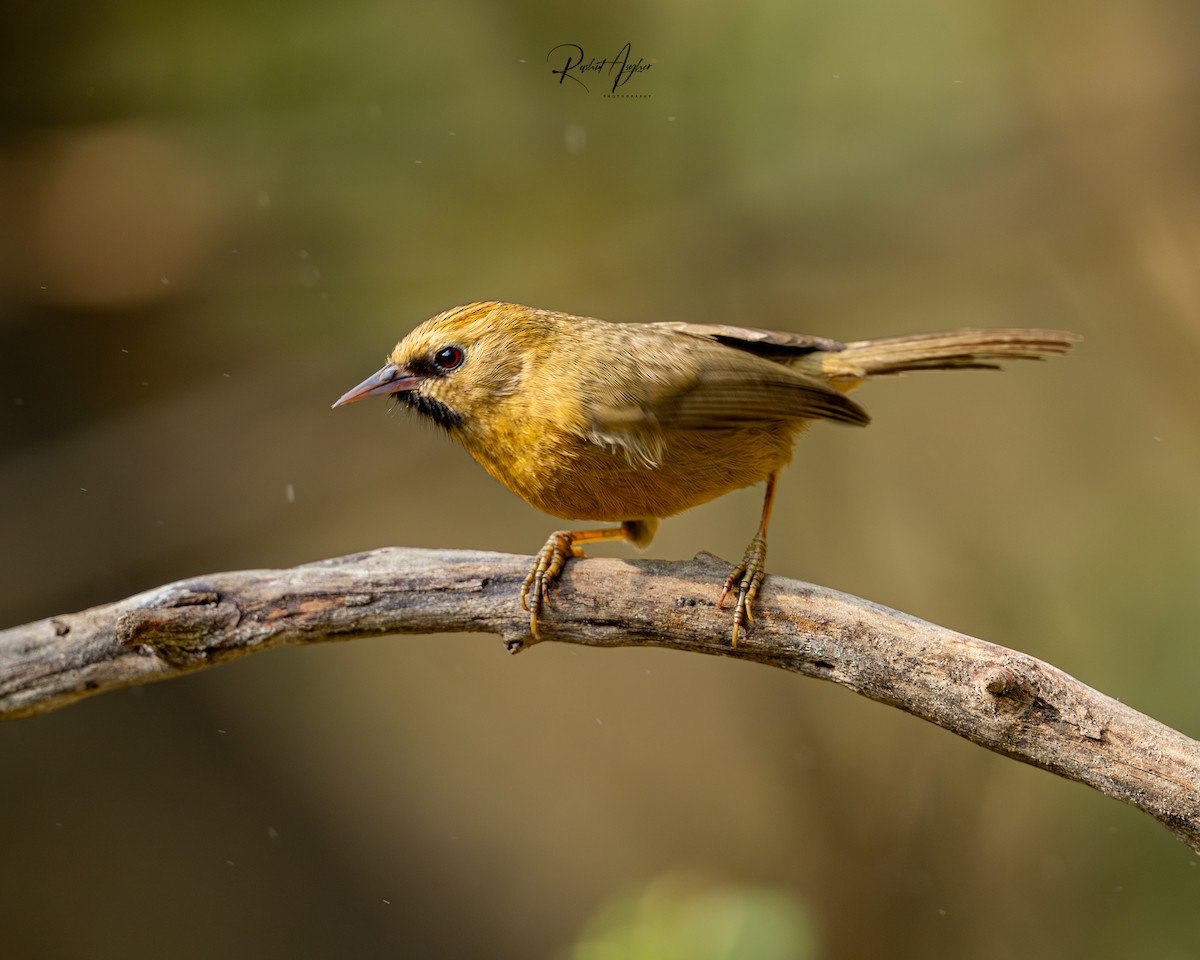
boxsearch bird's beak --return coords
[331,363,423,409]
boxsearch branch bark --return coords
[2,547,1198,851]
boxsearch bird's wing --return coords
[658,358,869,428]
[583,327,868,465]
[651,321,847,359]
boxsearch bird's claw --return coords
[520,531,584,638]
[718,536,768,647]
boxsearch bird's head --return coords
[332,301,545,433]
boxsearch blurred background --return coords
[3,1,1199,957]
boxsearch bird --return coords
[333,301,1078,647]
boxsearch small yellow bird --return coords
[334,301,1077,645]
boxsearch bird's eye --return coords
[433,346,464,371]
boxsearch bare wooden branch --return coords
[2,547,1198,852]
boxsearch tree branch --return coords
[2,547,1198,851]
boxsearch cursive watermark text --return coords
[547,42,654,95]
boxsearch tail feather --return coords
[818,329,1080,386]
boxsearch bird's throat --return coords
[401,392,463,431]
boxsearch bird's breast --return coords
[458,417,799,522]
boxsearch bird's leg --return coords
[520,521,648,638]
[719,472,778,647]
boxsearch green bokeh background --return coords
[3,2,1199,957]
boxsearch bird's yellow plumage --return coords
[335,301,1078,646]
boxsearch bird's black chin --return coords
[399,391,463,431]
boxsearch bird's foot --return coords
[718,535,768,647]
[520,531,585,638]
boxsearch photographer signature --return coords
[547,42,653,94]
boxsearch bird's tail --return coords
[815,329,1080,390]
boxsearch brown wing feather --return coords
[662,362,869,428]
[651,321,847,358]
[584,326,868,466]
